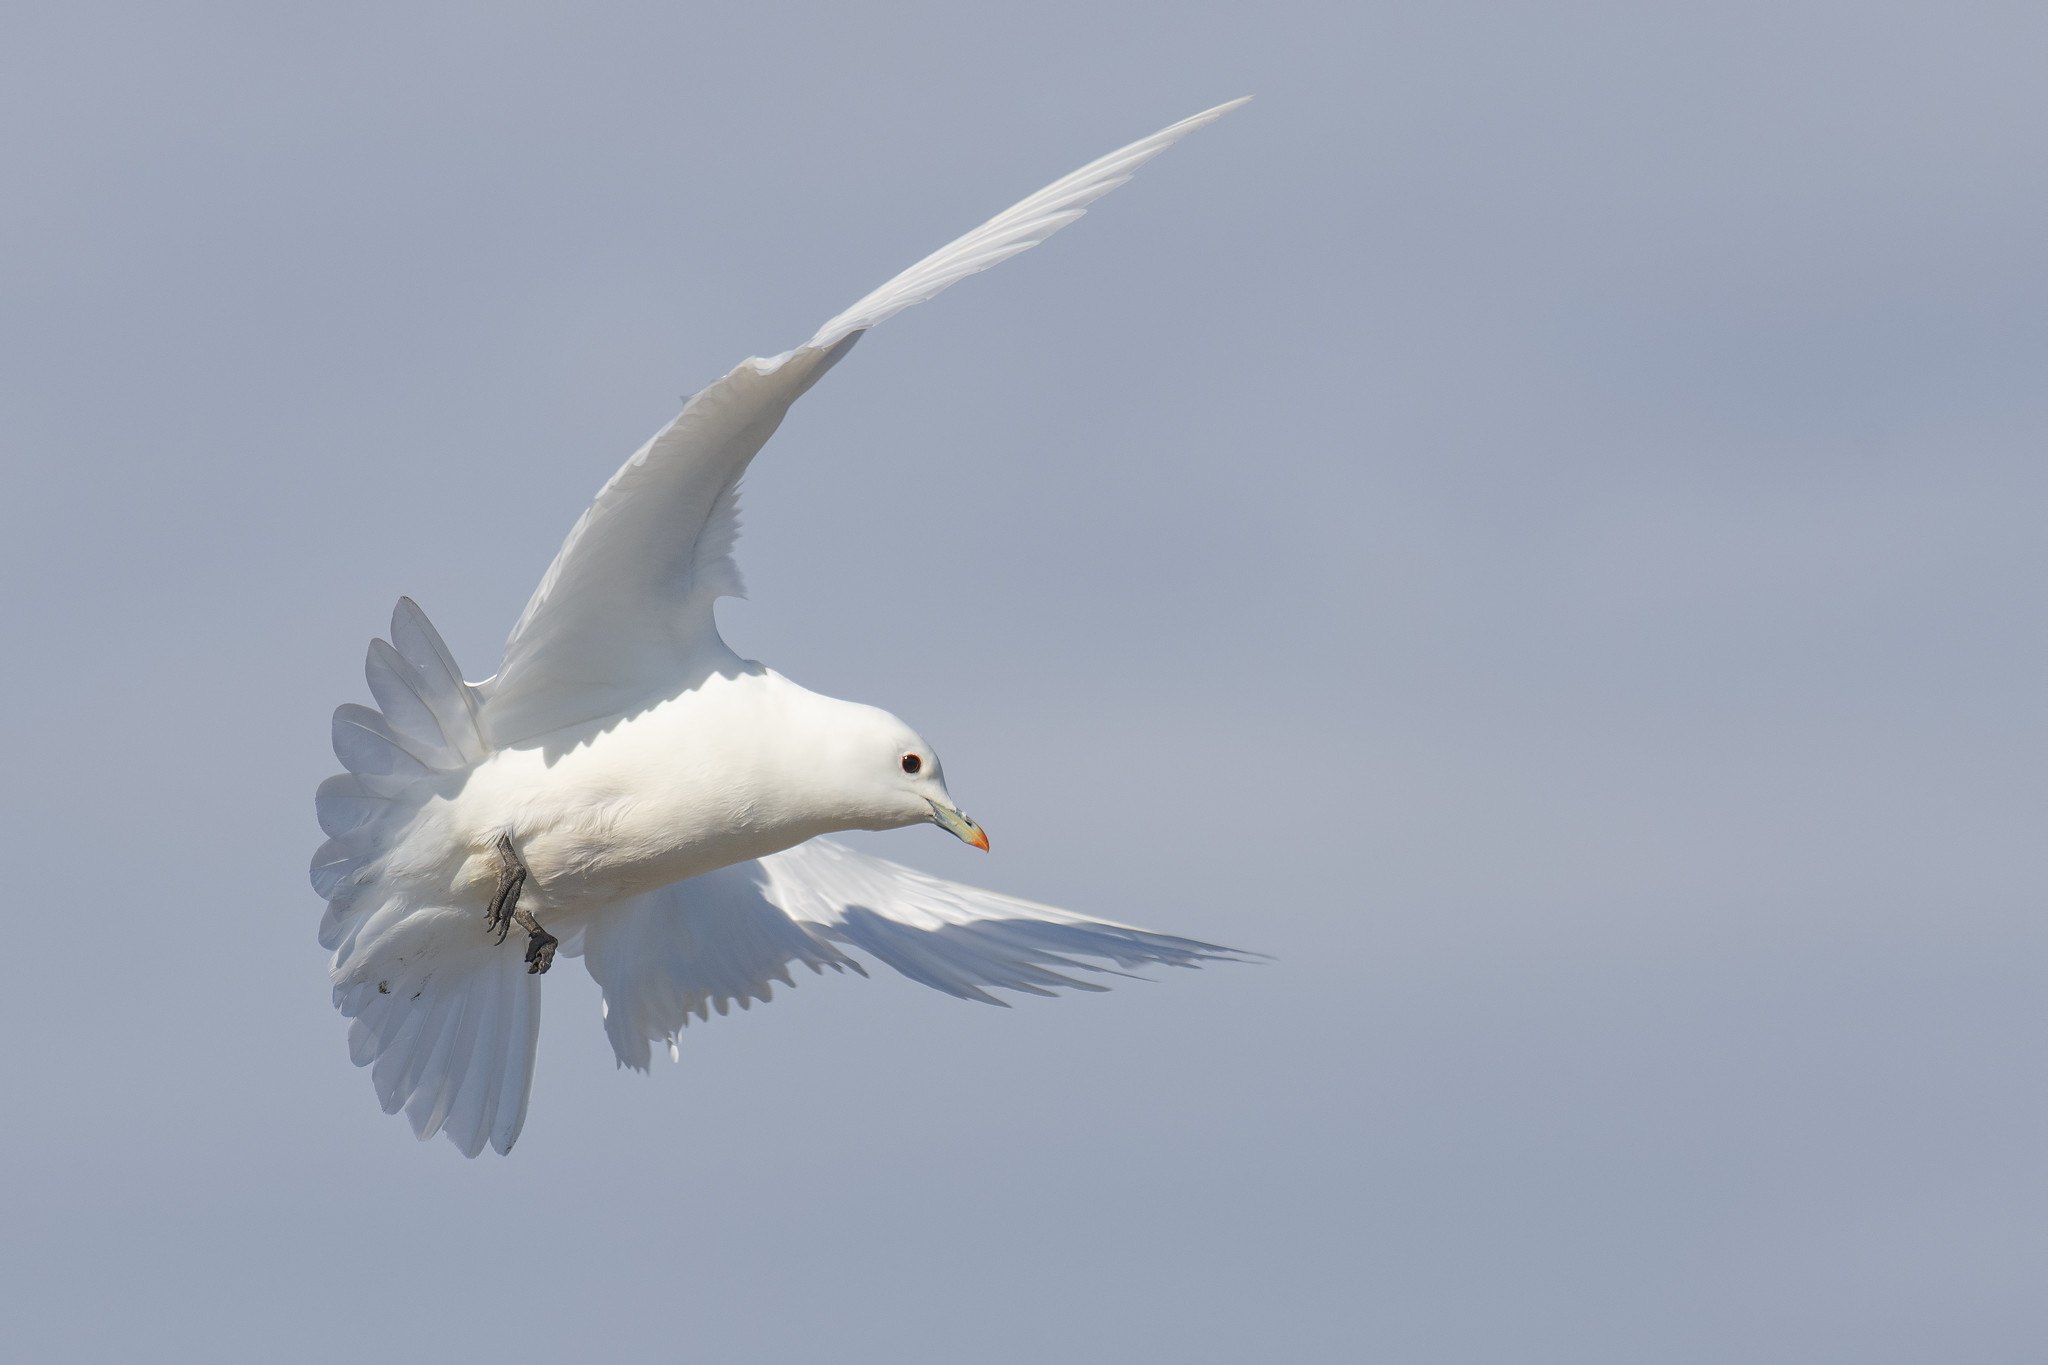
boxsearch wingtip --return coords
[1188,95,1254,124]
[1150,97,1251,146]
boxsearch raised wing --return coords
[802,97,1252,353]
[574,838,1255,1070]
[481,98,1250,745]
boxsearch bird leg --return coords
[485,833,557,975]
[484,834,526,943]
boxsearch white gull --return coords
[313,98,1254,1156]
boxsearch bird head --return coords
[812,702,988,851]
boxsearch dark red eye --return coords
[901,754,922,775]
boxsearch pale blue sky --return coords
[3,3,2044,1360]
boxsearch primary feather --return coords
[577,840,1255,1072]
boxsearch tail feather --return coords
[335,908,542,1158]
[314,772,390,839]
[364,638,464,767]
[316,600,539,1158]
[310,829,387,911]
[388,597,487,763]
[331,703,440,780]
[314,600,488,947]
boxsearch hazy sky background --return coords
[4,3,2044,1360]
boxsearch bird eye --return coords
[900,754,922,775]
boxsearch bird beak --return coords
[928,800,990,851]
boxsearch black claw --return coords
[486,833,555,972]
[485,833,527,944]
[525,930,558,975]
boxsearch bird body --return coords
[373,663,949,924]
[315,99,1253,1156]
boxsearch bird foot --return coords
[486,833,554,972]
[524,927,558,975]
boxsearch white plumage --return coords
[314,99,1253,1157]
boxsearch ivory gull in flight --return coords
[314,99,1254,1155]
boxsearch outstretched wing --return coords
[575,838,1255,1070]
[481,98,1250,745]
[574,857,868,1072]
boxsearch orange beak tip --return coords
[971,828,991,852]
